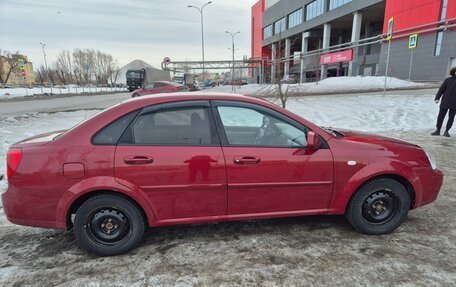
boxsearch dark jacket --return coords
[435,76,456,110]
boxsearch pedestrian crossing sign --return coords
[409,34,418,49]
[386,17,394,41]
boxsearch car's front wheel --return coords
[74,194,146,256]
[346,178,411,235]
[131,93,139,98]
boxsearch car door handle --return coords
[233,156,260,165]
[124,156,154,165]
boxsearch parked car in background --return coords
[2,93,443,256]
[131,81,188,97]
[229,79,248,86]
[281,74,298,84]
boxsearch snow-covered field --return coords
[0,85,127,99]
[207,76,430,95]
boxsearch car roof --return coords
[122,92,259,107]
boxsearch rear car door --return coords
[114,101,227,220]
[212,100,334,215]
[152,82,167,94]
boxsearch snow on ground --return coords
[0,85,127,99]
[207,76,429,95]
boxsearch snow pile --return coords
[0,85,127,99]
[207,76,430,95]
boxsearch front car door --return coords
[114,100,227,221]
[212,100,334,215]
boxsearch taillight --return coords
[7,148,22,179]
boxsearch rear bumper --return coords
[413,168,444,208]
[2,186,66,230]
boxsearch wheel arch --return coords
[65,189,153,230]
[344,173,416,214]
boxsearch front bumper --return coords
[413,168,444,208]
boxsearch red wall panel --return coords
[383,0,442,33]
[251,0,265,59]
[447,0,456,18]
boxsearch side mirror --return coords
[307,131,321,149]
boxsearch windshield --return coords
[126,71,142,79]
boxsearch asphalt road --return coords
[0,93,131,116]
[0,88,439,117]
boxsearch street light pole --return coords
[225,31,240,92]
[40,42,53,94]
[188,1,212,83]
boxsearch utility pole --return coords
[226,31,240,92]
[188,1,212,83]
[40,42,53,94]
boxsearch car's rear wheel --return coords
[74,194,146,256]
[346,178,410,235]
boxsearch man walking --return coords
[431,67,456,137]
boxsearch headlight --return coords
[425,151,437,170]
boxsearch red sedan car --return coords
[2,93,443,256]
[131,81,188,97]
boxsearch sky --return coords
[0,0,258,69]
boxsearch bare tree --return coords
[35,65,47,86]
[258,30,302,109]
[108,61,120,87]
[54,50,73,85]
[47,68,57,87]
[73,48,96,85]
[94,50,114,85]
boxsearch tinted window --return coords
[217,106,307,147]
[144,84,154,89]
[92,111,138,145]
[154,82,167,88]
[132,107,216,145]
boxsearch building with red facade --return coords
[251,0,456,82]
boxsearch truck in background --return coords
[126,67,170,92]
[172,72,197,91]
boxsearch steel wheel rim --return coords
[85,207,131,246]
[362,190,398,224]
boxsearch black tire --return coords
[346,178,410,235]
[74,194,146,256]
[131,93,139,98]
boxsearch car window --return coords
[132,107,217,145]
[92,111,139,145]
[154,82,167,88]
[144,84,154,89]
[217,106,307,147]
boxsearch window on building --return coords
[440,0,448,19]
[434,32,444,56]
[306,0,325,21]
[434,0,448,56]
[263,25,273,39]
[329,0,352,11]
[288,8,303,29]
[274,17,287,35]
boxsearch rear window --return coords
[130,107,216,145]
[92,111,139,145]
